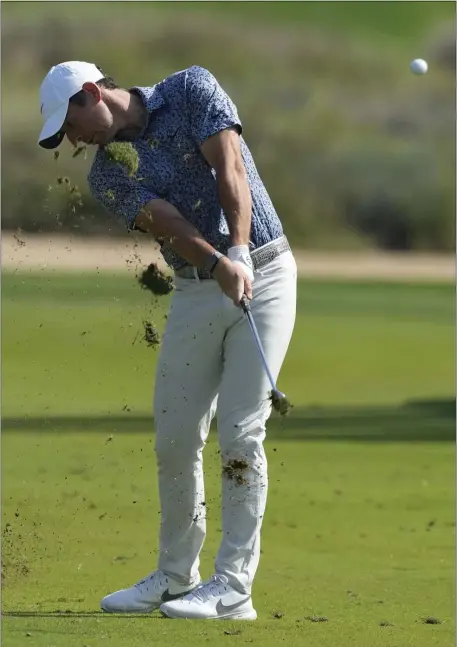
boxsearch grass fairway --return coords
[2,272,455,646]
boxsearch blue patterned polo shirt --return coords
[88,65,283,270]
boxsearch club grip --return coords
[240,295,251,313]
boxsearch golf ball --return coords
[410,58,428,75]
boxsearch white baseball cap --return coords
[38,61,104,149]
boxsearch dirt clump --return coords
[137,264,174,296]
[104,142,139,178]
[222,458,249,486]
[1,522,31,586]
[305,615,328,623]
[142,320,160,348]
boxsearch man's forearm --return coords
[135,199,216,268]
[217,167,252,247]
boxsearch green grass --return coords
[2,434,454,646]
[2,273,454,416]
[2,272,455,646]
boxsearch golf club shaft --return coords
[241,297,278,393]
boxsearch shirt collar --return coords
[129,85,165,114]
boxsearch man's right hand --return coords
[212,256,253,307]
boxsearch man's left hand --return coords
[227,245,254,284]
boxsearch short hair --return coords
[69,65,119,106]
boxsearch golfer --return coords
[38,61,297,620]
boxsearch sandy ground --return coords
[1,233,455,282]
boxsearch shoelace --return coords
[135,571,167,593]
[192,574,228,603]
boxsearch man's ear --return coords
[82,81,102,103]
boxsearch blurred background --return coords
[1,0,456,250]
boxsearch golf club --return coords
[240,296,291,415]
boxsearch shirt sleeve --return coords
[88,161,157,231]
[185,66,242,146]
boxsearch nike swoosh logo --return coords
[216,597,250,615]
[161,589,189,602]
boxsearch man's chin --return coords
[93,132,115,147]
[97,131,134,148]
[114,129,139,142]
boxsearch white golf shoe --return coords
[160,574,257,620]
[100,570,200,613]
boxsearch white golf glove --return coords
[227,244,254,283]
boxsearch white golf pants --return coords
[154,250,297,594]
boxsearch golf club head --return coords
[270,389,292,416]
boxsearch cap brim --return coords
[38,103,68,149]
